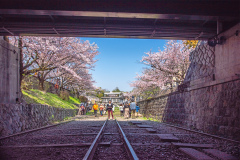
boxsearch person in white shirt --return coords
[112,104,115,112]
[119,104,124,116]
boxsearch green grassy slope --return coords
[22,89,80,109]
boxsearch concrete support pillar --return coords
[0,39,20,104]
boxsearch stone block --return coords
[172,143,213,148]
[207,125,218,134]
[203,149,238,160]
[158,134,180,142]
[179,148,214,160]
[218,126,226,135]
[234,119,239,128]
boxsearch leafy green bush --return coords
[21,75,33,90]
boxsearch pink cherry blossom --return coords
[130,40,193,97]
[9,36,98,91]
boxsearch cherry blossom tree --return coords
[9,36,98,91]
[130,40,193,98]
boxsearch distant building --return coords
[86,96,100,104]
[101,92,124,104]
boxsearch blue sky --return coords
[81,37,166,92]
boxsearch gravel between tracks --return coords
[133,144,192,160]
[0,147,89,160]
[127,134,161,143]
[93,146,129,160]
[100,135,121,143]
[1,135,96,146]
[104,120,119,133]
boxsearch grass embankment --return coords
[22,89,80,109]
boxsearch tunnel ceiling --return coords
[0,0,239,40]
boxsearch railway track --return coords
[0,116,239,160]
[0,118,102,159]
[83,119,138,160]
[0,117,138,160]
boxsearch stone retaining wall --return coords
[138,79,240,141]
[0,104,78,137]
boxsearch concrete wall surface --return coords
[0,39,20,104]
[0,104,77,137]
[215,23,240,82]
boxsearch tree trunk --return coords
[39,79,44,91]
[15,37,25,103]
[38,73,45,91]
[60,83,64,91]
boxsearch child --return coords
[136,104,140,117]
[99,104,104,116]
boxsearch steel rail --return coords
[116,119,139,160]
[162,122,240,144]
[82,119,108,160]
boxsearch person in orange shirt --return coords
[93,102,98,117]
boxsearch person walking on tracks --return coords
[93,102,98,117]
[130,99,136,119]
[78,104,82,115]
[124,102,130,119]
[80,104,85,115]
[106,100,114,120]
[136,103,140,117]
[103,104,107,115]
[99,104,104,116]
[119,104,124,116]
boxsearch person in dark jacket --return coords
[106,100,114,120]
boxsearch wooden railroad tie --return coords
[28,133,98,138]
[136,125,153,128]
[203,149,238,160]
[131,143,171,146]
[130,121,142,125]
[99,142,111,147]
[157,134,180,142]
[103,133,119,135]
[0,142,123,149]
[179,148,214,160]
[145,128,157,133]
[172,143,213,148]
[0,143,92,148]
